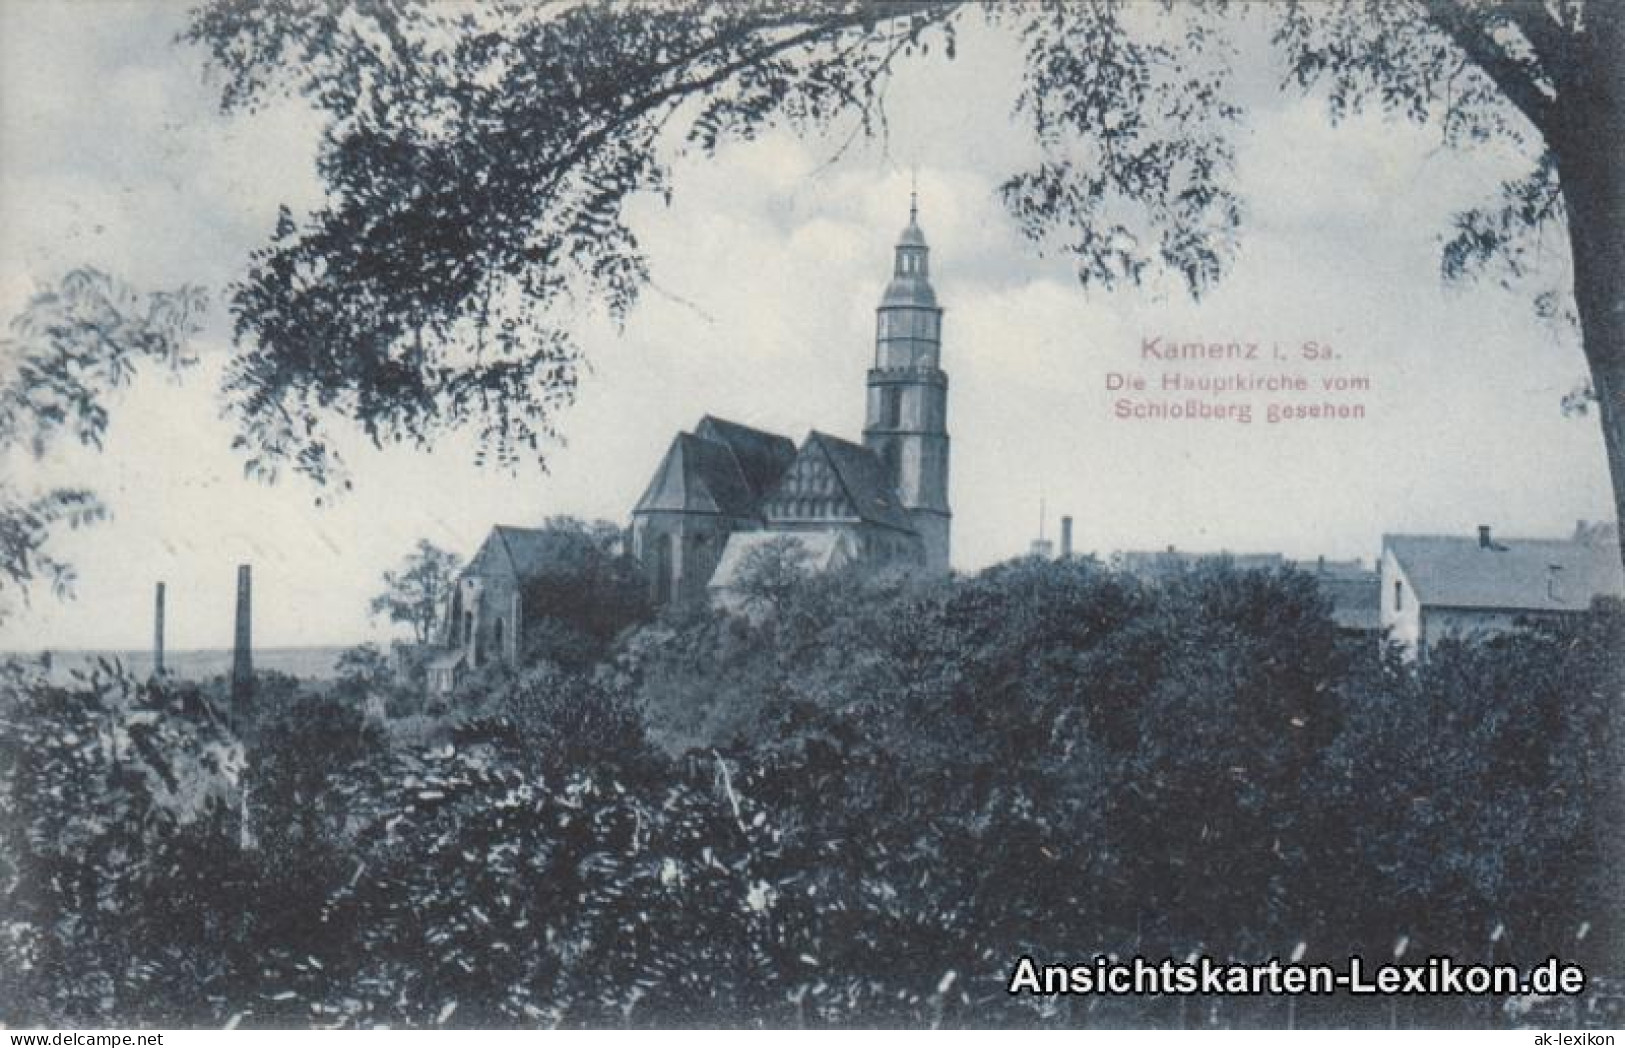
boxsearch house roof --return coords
[1385,533,1625,611]
[805,431,918,533]
[489,526,567,579]
[1115,549,1287,579]
[1317,577,1383,631]
[708,530,855,591]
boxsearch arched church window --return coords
[463,610,473,647]
[494,618,504,656]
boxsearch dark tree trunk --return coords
[1548,11,1625,574]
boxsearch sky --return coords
[0,1,1613,652]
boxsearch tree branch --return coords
[1500,0,1570,94]
[1422,0,1556,133]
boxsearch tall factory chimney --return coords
[231,564,253,710]
[1060,516,1074,560]
[153,581,166,677]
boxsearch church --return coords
[427,200,955,692]
[629,198,954,606]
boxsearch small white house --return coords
[1381,522,1623,659]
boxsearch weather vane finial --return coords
[909,165,918,223]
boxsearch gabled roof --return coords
[1317,577,1382,631]
[708,530,856,591]
[492,526,569,579]
[633,418,794,520]
[1385,533,1625,611]
[633,432,757,517]
[1115,549,1287,579]
[804,431,917,533]
[694,416,796,503]
[471,525,610,582]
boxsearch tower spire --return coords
[909,166,918,224]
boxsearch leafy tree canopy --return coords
[181,1,1625,570]
[370,538,461,645]
[0,270,206,621]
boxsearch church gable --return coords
[633,432,758,518]
[694,416,796,503]
[762,439,860,523]
[807,432,918,534]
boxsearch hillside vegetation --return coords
[1,559,1619,1027]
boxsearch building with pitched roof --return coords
[427,522,632,693]
[429,200,956,692]
[629,198,953,606]
[1111,546,1383,637]
[1381,522,1624,657]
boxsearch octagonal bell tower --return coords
[862,194,950,571]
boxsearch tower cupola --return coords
[882,194,938,310]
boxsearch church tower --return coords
[864,195,951,571]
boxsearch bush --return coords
[0,572,1618,1027]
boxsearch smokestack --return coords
[231,564,253,710]
[1477,525,1493,550]
[153,582,166,678]
[1060,516,1074,559]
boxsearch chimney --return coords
[1477,525,1493,550]
[231,564,253,712]
[1060,516,1074,559]
[153,582,166,678]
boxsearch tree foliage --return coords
[0,269,206,621]
[1,566,1621,1027]
[511,517,650,671]
[370,539,461,645]
[182,1,1625,568]
[183,0,959,485]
